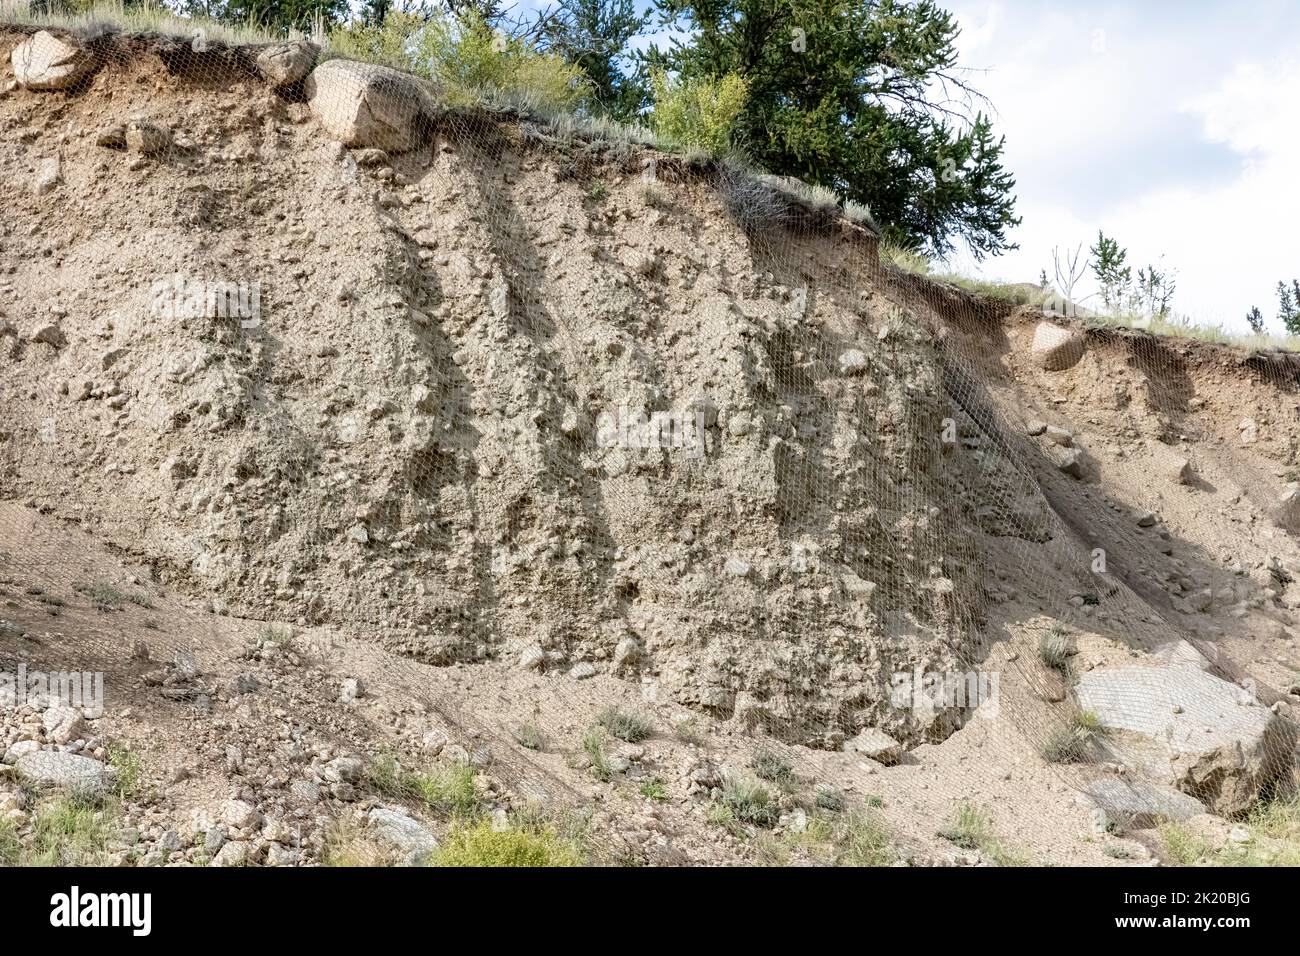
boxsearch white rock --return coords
[1076,665,1296,816]
[32,156,61,195]
[518,646,545,671]
[1029,321,1085,371]
[220,798,261,830]
[16,751,115,798]
[42,706,87,746]
[724,556,751,578]
[339,677,365,703]
[11,31,97,91]
[838,349,868,375]
[368,806,437,865]
[304,59,434,153]
[210,840,251,867]
[843,727,903,765]
[255,41,318,87]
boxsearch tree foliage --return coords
[647,0,1020,258]
[540,0,651,120]
[1090,230,1131,313]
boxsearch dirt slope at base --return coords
[0,28,1296,866]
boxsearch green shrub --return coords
[27,796,117,867]
[649,69,748,155]
[582,729,616,781]
[837,809,894,866]
[1038,628,1071,673]
[106,742,142,799]
[938,801,1028,866]
[814,786,847,812]
[720,775,779,828]
[0,818,19,867]
[596,707,654,743]
[1041,710,1105,764]
[329,11,589,118]
[750,747,795,788]
[639,777,668,801]
[512,722,546,751]
[430,818,583,867]
[408,764,480,817]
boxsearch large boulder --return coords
[1268,483,1300,534]
[15,751,116,799]
[368,806,438,865]
[11,31,98,91]
[1077,665,1296,817]
[1083,779,1206,830]
[1029,321,1085,371]
[304,59,434,153]
[255,40,318,88]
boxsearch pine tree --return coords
[542,0,651,120]
[1279,281,1300,336]
[1090,231,1131,314]
[648,0,1020,259]
[1246,306,1265,335]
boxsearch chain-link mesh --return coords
[0,18,1296,867]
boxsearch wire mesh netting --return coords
[0,18,1296,867]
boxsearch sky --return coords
[939,0,1300,331]
[517,0,1299,330]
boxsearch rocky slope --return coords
[0,24,1297,867]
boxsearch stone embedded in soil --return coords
[1029,321,1085,371]
[1076,664,1296,817]
[1083,778,1206,829]
[125,118,172,156]
[11,31,98,92]
[1057,447,1086,478]
[368,807,437,865]
[304,59,434,153]
[843,727,903,765]
[255,40,319,88]
[15,751,115,798]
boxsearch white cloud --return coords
[943,1,1300,332]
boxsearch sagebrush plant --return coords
[1038,628,1071,673]
[328,11,589,118]
[648,69,748,155]
[512,722,545,751]
[582,728,616,781]
[749,747,795,788]
[1041,709,1105,765]
[938,801,1027,865]
[596,707,653,743]
[719,775,779,828]
[74,580,127,611]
